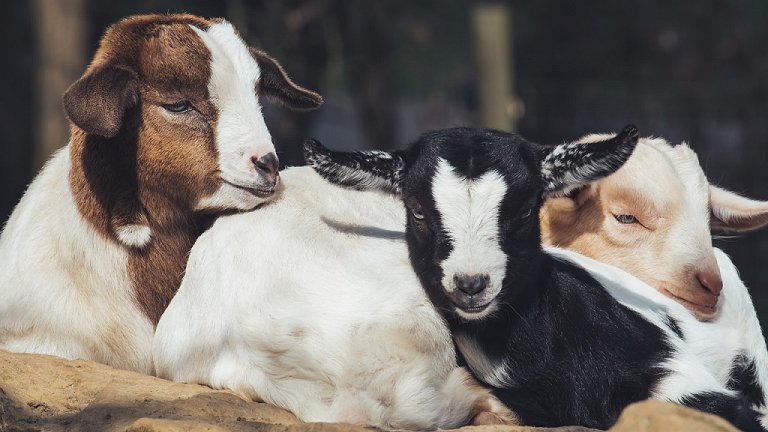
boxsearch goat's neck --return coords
[69,128,209,325]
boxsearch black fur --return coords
[303,139,406,194]
[681,392,764,431]
[728,355,766,408]
[540,124,638,194]
[456,258,674,429]
[663,314,685,340]
[307,126,764,431]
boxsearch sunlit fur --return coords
[153,166,513,430]
[541,135,768,320]
[0,15,308,373]
[306,128,766,430]
[0,149,154,372]
[193,22,277,211]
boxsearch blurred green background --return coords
[3,0,768,329]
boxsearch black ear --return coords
[62,64,139,138]
[303,139,406,195]
[540,124,639,195]
[250,48,324,111]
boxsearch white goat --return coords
[153,166,509,430]
[0,14,322,374]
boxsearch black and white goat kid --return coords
[305,125,766,431]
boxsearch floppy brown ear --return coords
[63,64,139,138]
[250,48,323,111]
[710,185,768,233]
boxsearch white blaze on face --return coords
[432,158,508,318]
[192,21,276,211]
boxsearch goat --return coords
[306,125,765,431]
[152,165,513,430]
[542,136,768,320]
[540,135,768,418]
[0,14,322,374]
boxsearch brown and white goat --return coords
[0,14,322,373]
[541,136,768,320]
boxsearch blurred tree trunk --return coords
[33,0,86,171]
[472,3,516,131]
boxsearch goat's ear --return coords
[540,124,639,195]
[63,64,139,138]
[303,139,406,195]
[250,48,323,111]
[710,185,768,233]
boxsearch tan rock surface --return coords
[609,399,739,432]
[0,350,739,432]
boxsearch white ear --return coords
[710,185,768,233]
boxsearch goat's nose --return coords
[454,274,490,296]
[252,153,279,185]
[697,269,723,296]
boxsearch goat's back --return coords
[153,166,477,429]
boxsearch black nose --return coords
[454,274,489,296]
[252,153,279,185]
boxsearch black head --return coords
[305,125,639,321]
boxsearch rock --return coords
[609,399,739,432]
[0,350,740,432]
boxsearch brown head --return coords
[541,135,768,321]
[61,14,323,324]
[63,13,323,248]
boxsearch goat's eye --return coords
[520,208,532,220]
[411,207,426,221]
[614,214,638,224]
[162,101,193,113]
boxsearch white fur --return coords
[0,19,277,373]
[455,333,512,388]
[0,148,155,373]
[192,22,276,211]
[153,167,491,429]
[115,224,152,249]
[432,158,508,319]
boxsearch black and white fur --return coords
[306,125,766,431]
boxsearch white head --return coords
[63,14,324,244]
[541,135,768,320]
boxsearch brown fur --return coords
[63,14,322,324]
[251,48,324,110]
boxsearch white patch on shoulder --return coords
[191,21,276,211]
[115,224,152,248]
[455,332,512,388]
[432,158,508,310]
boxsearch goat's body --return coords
[153,166,484,429]
[0,147,154,373]
[455,247,766,430]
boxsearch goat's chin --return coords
[196,178,282,212]
[454,300,498,321]
[658,286,719,321]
